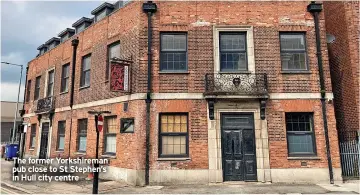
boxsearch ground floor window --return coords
[57,121,66,151]
[77,119,87,152]
[104,116,117,155]
[30,124,36,148]
[159,113,188,158]
[285,112,316,156]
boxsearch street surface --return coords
[1,159,359,194]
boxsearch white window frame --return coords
[213,26,255,73]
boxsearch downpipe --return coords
[143,1,157,185]
[68,38,79,160]
[307,2,334,184]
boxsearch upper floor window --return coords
[95,9,107,22]
[80,54,91,88]
[160,33,187,72]
[106,41,120,80]
[77,119,87,152]
[280,33,308,71]
[47,70,54,97]
[34,76,41,100]
[76,23,86,34]
[40,48,47,55]
[286,112,316,157]
[26,80,31,102]
[61,64,70,93]
[219,32,247,72]
[159,113,188,158]
[60,35,68,43]
[48,43,56,50]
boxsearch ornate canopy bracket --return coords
[37,114,42,124]
[208,99,215,120]
[49,110,55,127]
[260,98,268,120]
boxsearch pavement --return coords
[1,159,359,194]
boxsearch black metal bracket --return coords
[37,114,42,123]
[208,99,215,120]
[49,110,55,127]
[260,99,267,120]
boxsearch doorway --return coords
[221,113,257,181]
[39,122,50,159]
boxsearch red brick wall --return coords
[149,100,208,170]
[146,1,333,94]
[24,1,143,114]
[267,99,340,168]
[24,100,147,170]
[324,2,360,132]
[23,1,339,173]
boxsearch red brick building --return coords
[324,2,359,134]
[22,1,342,185]
[323,1,359,179]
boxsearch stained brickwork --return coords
[324,2,360,133]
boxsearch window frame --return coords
[120,118,134,133]
[80,54,91,88]
[106,41,120,80]
[60,63,70,93]
[46,70,55,97]
[34,76,41,100]
[26,80,32,102]
[77,119,88,152]
[95,9,107,22]
[279,32,309,72]
[76,23,86,34]
[219,32,248,72]
[159,32,188,72]
[285,112,317,157]
[158,113,189,158]
[103,116,118,155]
[30,124,36,148]
[57,121,66,151]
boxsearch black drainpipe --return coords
[20,66,29,159]
[307,1,334,184]
[68,38,79,158]
[142,1,157,185]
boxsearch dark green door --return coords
[221,113,257,181]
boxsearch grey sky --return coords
[1,1,107,102]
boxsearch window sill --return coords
[281,71,311,74]
[287,156,320,160]
[59,91,68,95]
[219,71,251,74]
[159,71,189,74]
[55,150,64,153]
[79,86,90,90]
[157,157,191,161]
[101,154,116,159]
[75,152,86,156]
